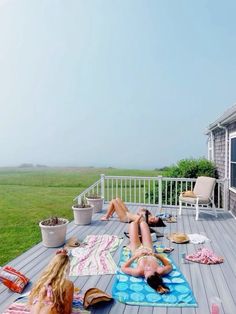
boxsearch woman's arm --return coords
[121,255,142,277]
[63,280,74,314]
[153,253,173,275]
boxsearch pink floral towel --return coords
[70,234,122,276]
[186,248,224,265]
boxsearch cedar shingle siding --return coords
[213,128,226,179]
[210,120,236,216]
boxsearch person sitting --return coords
[100,197,165,227]
[121,216,172,294]
[29,248,74,314]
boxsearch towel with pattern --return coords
[2,292,90,314]
[112,246,197,307]
[70,234,122,276]
[186,248,223,264]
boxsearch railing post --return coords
[101,174,105,199]
[158,175,162,210]
[223,178,229,211]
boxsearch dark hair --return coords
[146,272,169,293]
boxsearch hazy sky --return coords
[0,0,235,169]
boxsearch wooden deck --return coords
[1,205,236,314]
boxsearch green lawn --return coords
[0,167,161,264]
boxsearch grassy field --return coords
[0,167,161,265]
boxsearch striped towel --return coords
[3,293,90,314]
[70,234,122,276]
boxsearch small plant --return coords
[74,197,91,208]
[41,217,67,226]
[86,193,101,199]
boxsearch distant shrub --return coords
[163,158,217,178]
[148,158,217,204]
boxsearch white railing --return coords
[74,174,226,210]
[73,178,104,202]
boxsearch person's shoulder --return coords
[65,279,74,290]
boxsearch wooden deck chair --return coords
[179,176,217,220]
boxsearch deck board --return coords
[1,205,236,314]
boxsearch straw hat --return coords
[64,237,81,248]
[167,233,189,244]
[83,288,113,309]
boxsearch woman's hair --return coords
[29,250,70,312]
[146,272,169,294]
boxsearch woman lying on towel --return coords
[100,197,165,227]
[29,249,74,314]
[121,216,172,294]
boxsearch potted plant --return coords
[39,216,69,248]
[86,193,104,213]
[72,197,93,225]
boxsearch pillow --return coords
[0,266,29,293]
[182,190,196,198]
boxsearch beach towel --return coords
[186,248,223,264]
[112,246,197,307]
[2,292,90,314]
[70,234,122,276]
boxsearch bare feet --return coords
[100,215,109,221]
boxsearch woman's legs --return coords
[100,198,144,223]
[100,198,129,221]
[100,199,116,220]
[139,221,153,250]
[128,219,142,253]
[115,198,145,222]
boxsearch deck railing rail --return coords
[74,174,226,210]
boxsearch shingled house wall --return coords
[212,122,236,216]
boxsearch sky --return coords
[0,0,235,169]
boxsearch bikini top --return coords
[137,254,160,264]
[33,284,53,306]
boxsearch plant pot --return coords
[39,218,69,248]
[86,197,104,213]
[72,205,93,225]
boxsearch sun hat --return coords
[167,233,189,244]
[83,288,113,309]
[65,237,81,248]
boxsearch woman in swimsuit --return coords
[100,197,165,227]
[29,249,74,314]
[121,216,172,293]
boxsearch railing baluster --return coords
[125,179,127,202]
[130,178,131,203]
[148,179,150,204]
[112,179,114,199]
[143,180,146,204]
[134,179,136,203]
[121,178,122,200]
[153,179,155,205]
[175,180,177,206]
[138,179,141,203]
[165,179,167,205]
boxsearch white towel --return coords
[187,233,210,244]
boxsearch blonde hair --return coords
[29,252,70,313]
